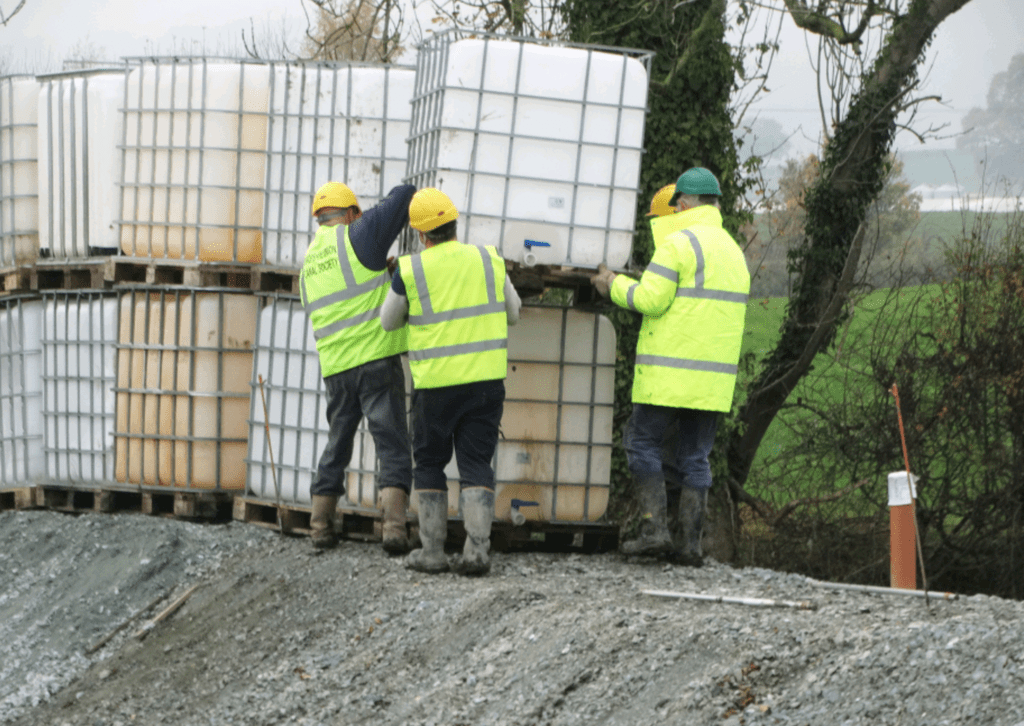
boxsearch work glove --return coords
[591,263,616,298]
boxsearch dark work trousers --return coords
[410,378,505,492]
[311,355,412,497]
[623,403,719,491]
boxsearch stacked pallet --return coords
[1,33,652,548]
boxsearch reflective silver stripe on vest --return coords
[304,274,389,314]
[626,282,638,311]
[635,354,737,375]
[410,301,505,325]
[410,254,434,315]
[312,306,382,340]
[676,288,749,304]
[681,230,705,289]
[674,229,745,303]
[336,225,357,288]
[407,337,508,362]
[646,261,678,284]
[408,245,501,324]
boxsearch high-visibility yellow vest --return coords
[398,241,508,389]
[612,205,749,412]
[300,224,407,377]
[649,210,688,250]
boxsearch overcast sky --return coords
[2,0,1022,158]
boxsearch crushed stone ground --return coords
[2,509,1023,726]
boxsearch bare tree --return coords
[428,0,563,38]
[0,0,25,27]
[300,0,406,62]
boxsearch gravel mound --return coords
[2,509,1023,726]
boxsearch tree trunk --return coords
[726,0,973,493]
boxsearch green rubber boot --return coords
[620,474,673,557]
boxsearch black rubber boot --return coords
[405,491,449,574]
[670,486,707,567]
[453,488,494,576]
[620,474,673,556]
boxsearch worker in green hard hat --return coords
[591,167,750,566]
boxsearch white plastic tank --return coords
[36,69,125,258]
[248,298,614,522]
[0,76,40,267]
[119,58,269,264]
[114,288,257,490]
[263,62,414,267]
[42,291,117,485]
[405,32,651,270]
[0,296,44,486]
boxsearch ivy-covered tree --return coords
[727,0,975,502]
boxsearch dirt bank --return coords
[2,510,1023,726]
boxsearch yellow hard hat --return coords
[646,184,677,217]
[409,188,459,232]
[311,181,359,216]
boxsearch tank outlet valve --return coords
[510,498,539,526]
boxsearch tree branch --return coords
[0,0,26,26]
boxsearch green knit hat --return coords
[670,167,722,204]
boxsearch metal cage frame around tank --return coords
[117,56,269,263]
[260,59,415,268]
[0,75,39,268]
[403,28,654,266]
[116,56,416,267]
[40,289,118,488]
[36,66,129,260]
[0,293,43,487]
[245,297,615,523]
[112,285,257,492]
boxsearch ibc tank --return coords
[42,291,117,485]
[36,68,125,258]
[119,58,269,263]
[0,76,40,266]
[248,298,614,522]
[0,295,44,486]
[263,62,414,267]
[114,288,257,490]
[246,294,379,511]
[405,31,651,270]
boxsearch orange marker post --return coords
[887,471,917,589]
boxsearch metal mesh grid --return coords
[0,75,39,268]
[112,286,257,491]
[117,57,269,264]
[41,291,118,487]
[0,294,44,486]
[245,298,615,523]
[403,29,653,270]
[262,61,415,268]
[37,67,127,259]
[246,292,377,513]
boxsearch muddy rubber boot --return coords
[453,488,494,576]
[380,487,410,555]
[310,494,339,549]
[620,474,673,556]
[405,491,449,574]
[670,486,707,567]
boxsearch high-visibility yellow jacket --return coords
[300,224,407,377]
[398,241,508,389]
[612,205,750,412]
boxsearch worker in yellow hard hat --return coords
[591,168,750,566]
[381,188,522,577]
[300,180,417,553]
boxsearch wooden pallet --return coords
[108,258,300,293]
[0,266,33,295]
[27,484,231,519]
[31,259,112,291]
[507,262,605,306]
[233,495,618,552]
[232,496,384,541]
[0,486,43,511]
